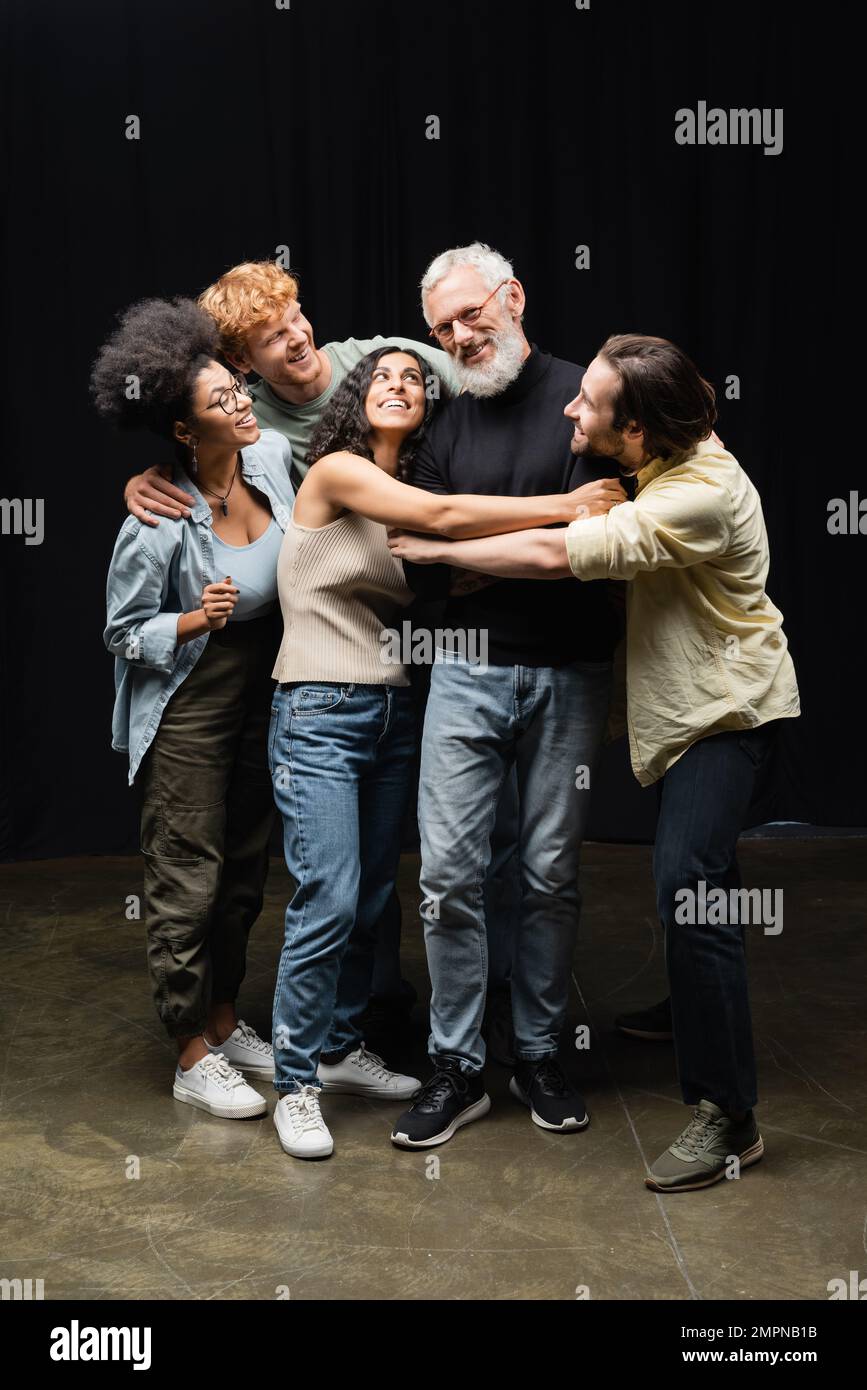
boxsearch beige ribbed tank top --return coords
[272,511,413,686]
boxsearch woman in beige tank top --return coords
[269,346,623,1159]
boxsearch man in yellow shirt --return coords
[388,333,800,1193]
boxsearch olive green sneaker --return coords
[645,1100,763,1192]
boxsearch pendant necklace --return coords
[200,458,240,517]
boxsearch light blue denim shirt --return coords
[104,429,295,784]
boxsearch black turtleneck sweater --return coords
[405,344,624,667]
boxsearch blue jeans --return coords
[485,769,520,991]
[369,774,519,1007]
[418,655,612,1073]
[655,723,778,1113]
[269,682,416,1090]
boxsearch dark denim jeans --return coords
[269,682,416,1090]
[654,722,778,1113]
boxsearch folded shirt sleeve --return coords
[104,525,184,676]
[565,474,732,581]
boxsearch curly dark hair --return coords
[306,345,448,482]
[90,297,222,442]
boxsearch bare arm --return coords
[387,528,573,579]
[300,454,625,540]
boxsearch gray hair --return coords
[420,242,516,325]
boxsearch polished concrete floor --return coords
[1,840,864,1302]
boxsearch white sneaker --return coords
[274,1086,333,1159]
[317,1045,420,1099]
[173,1052,267,1119]
[205,1019,274,1079]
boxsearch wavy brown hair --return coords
[599,334,717,460]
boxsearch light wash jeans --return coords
[269,682,416,1090]
[419,654,612,1073]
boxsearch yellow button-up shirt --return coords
[565,439,800,786]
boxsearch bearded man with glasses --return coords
[390,242,626,1150]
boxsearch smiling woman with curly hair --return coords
[304,344,438,482]
[96,296,295,1122]
[266,344,616,1160]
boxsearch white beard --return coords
[453,324,527,399]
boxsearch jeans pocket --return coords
[290,684,347,716]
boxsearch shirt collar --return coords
[173,444,264,525]
[635,437,718,492]
[635,455,675,492]
[635,447,693,493]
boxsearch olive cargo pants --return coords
[138,611,280,1038]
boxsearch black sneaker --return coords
[509,1058,590,1132]
[615,996,673,1041]
[390,1058,491,1148]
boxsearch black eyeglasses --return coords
[206,373,250,415]
[428,281,510,342]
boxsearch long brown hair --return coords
[599,334,717,460]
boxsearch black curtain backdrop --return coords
[0,0,856,860]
